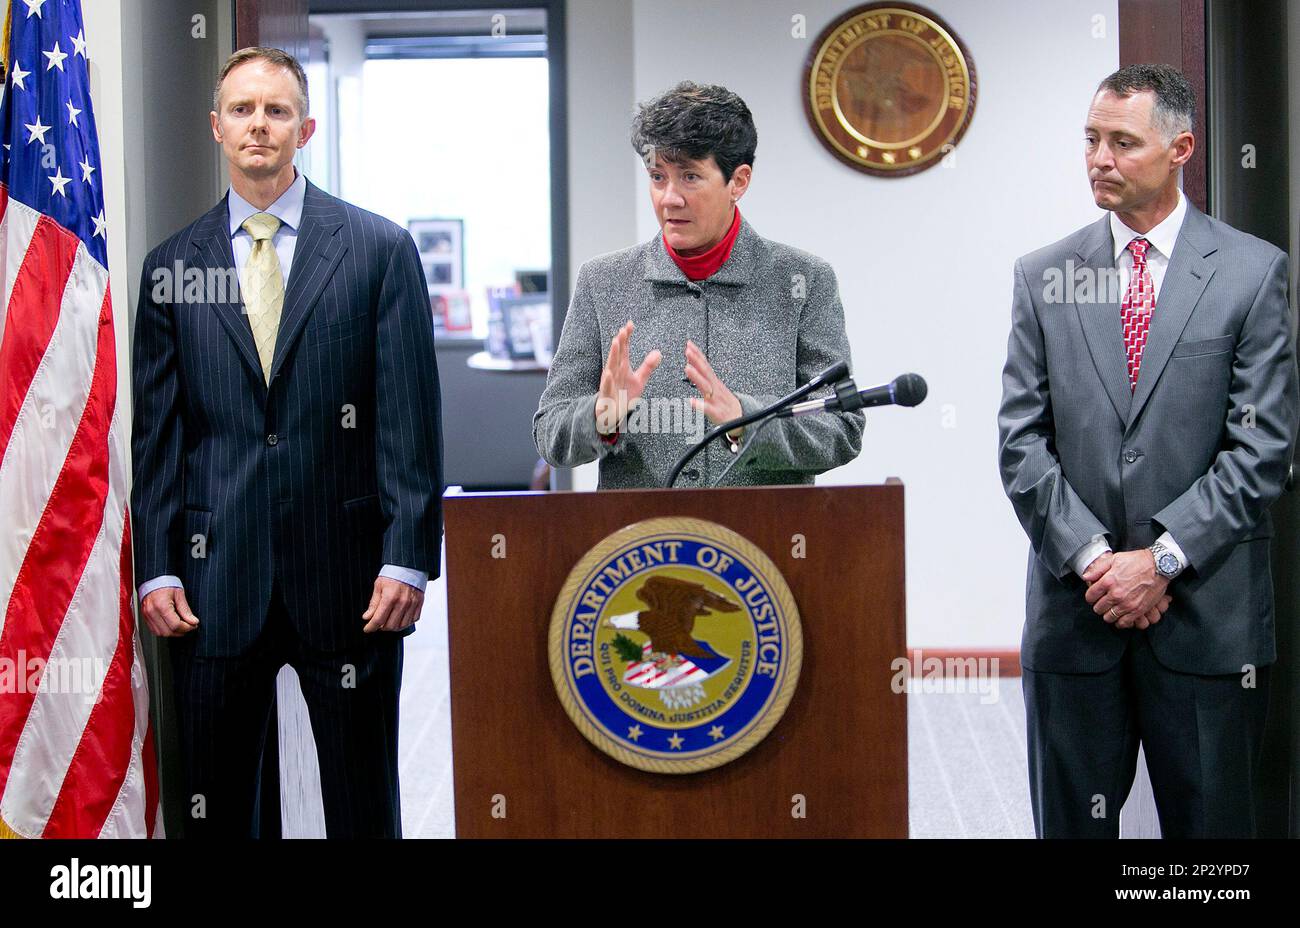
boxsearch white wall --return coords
[567,0,1119,647]
[82,1,130,438]
[565,0,639,491]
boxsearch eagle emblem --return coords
[549,517,803,773]
[605,576,740,710]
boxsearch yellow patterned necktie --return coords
[241,212,284,383]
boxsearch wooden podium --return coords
[443,483,907,837]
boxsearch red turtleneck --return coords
[664,209,742,281]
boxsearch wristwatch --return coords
[1149,540,1182,580]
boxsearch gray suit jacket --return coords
[998,204,1298,675]
[534,217,863,488]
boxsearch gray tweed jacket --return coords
[533,216,864,488]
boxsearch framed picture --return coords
[500,294,550,361]
[515,269,549,294]
[409,218,464,292]
[432,290,474,335]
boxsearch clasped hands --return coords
[1082,549,1171,630]
[595,320,743,436]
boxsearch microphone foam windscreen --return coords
[893,373,928,407]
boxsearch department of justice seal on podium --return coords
[548,517,802,774]
[804,3,977,177]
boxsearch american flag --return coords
[0,0,158,837]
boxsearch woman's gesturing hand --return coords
[595,320,662,434]
[685,339,743,432]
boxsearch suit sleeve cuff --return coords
[1068,535,1112,577]
[582,394,623,459]
[138,575,184,601]
[380,564,429,592]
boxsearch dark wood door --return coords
[234,0,309,63]
[1118,0,1207,210]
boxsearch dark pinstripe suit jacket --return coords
[131,180,443,658]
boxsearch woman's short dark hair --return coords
[630,81,757,182]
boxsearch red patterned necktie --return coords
[1121,237,1155,391]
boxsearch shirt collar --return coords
[228,168,306,238]
[1110,187,1186,263]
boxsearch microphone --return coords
[666,360,851,487]
[780,373,928,417]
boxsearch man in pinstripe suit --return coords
[131,48,442,837]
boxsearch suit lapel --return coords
[1073,216,1132,425]
[269,181,348,383]
[1126,206,1217,431]
[707,217,759,286]
[643,232,687,284]
[191,196,267,390]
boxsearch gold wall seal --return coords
[804,3,977,177]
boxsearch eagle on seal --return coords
[604,575,740,660]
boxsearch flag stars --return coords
[92,210,107,239]
[44,41,68,72]
[66,101,82,128]
[707,725,725,741]
[25,116,51,144]
[80,156,95,184]
[10,62,30,91]
[626,724,642,742]
[667,733,684,750]
[48,167,70,198]
[23,0,47,19]
[71,30,88,59]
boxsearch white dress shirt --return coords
[138,170,428,600]
[1068,190,1190,579]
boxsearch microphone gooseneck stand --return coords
[665,373,859,488]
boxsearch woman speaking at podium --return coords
[533,81,863,489]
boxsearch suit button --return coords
[266,433,279,446]
[1124,450,1138,463]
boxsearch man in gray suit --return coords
[998,64,1298,838]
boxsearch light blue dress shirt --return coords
[138,170,428,600]
[227,166,306,287]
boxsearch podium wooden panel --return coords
[444,484,907,837]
